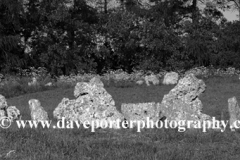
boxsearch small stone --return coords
[114,72,130,81]
[0,110,6,118]
[45,82,53,87]
[54,77,124,129]
[0,94,7,109]
[6,106,20,121]
[0,95,21,121]
[29,99,49,121]
[162,72,179,85]
[145,75,159,86]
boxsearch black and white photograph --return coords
[0,0,240,159]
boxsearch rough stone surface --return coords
[54,77,124,129]
[0,95,7,110]
[228,97,240,131]
[160,74,211,123]
[7,106,21,121]
[162,72,179,85]
[0,110,6,118]
[29,99,49,121]
[121,102,162,126]
[0,94,20,121]
[145,75,159,86]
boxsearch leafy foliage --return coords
[0,0,240,75]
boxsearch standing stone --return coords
[228,97,240,131]
[136,80,144,85]
[145,74,159,86]
[162,72,179,85]
[0,94,20,121]
[29,99,49,121]
[160,74,211,124]
[0,95,7,109]
[53,77,124,129]
[7,106,21,121]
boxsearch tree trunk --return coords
[192,0,198,24]
[104,0,108,13]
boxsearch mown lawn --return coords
[1,76,240,160]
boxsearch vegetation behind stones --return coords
[1,0,240,76]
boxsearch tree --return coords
[0,0,27,73]
[217,0,240,21]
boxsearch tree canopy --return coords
[0,0,240,75]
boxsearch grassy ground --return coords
[1,76,240,159]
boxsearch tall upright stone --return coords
[29,99,49,121]
[160,74,211,123]
[228,97,240,131]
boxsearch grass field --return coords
[1,76,240,160]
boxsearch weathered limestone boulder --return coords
[121,102,162,126]
[0,110,5,118]
[118,74,211,129]
[53,77,124,129]
[228,97,240,131]
[0,94,20,121]
[162,72,179,85]
[29,99,49,121]
[145,74,159,86]
[7,106,21,120]
[160,74,211,123]
[0,95,7,109]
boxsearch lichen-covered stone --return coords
[162,72,179,85]
[136,80,144,85]
[160,74,211,124]
[7,106,21,121]
[145,75,159,86]
[0,110,6,118]
[0,95,20,121]
[29,99,49,121]
[54,77,124,129]
[0,95,7,110]
[228,97,240,131]
[185,66,209,77]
